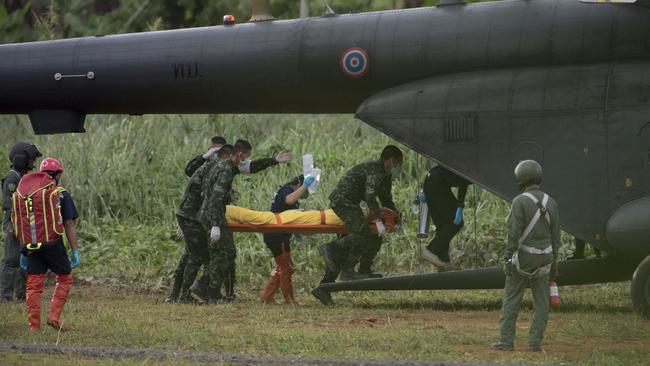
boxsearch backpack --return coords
[11,172,66,250]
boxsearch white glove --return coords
[202,146,221,160]
[275,151,292,164]
[175,226,184,239]
[375,220,386,236]
[210,226,221,244]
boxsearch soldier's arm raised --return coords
[243,158,278,175]
[185,155,206,177]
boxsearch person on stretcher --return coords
[224,204,399,234]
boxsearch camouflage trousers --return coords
[206,226,236,297]
[176,215,209,297]
[0,228,26,301]
[327,202,375,263]
[499,272,550,347]
[320,234,382,284]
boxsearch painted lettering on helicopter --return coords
[340,48,369,78]
[172,62,201,80]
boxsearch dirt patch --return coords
[0,343,536,366]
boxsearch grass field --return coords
[0,114,637,365]
[0,114,587,290]
[0,283,648,365]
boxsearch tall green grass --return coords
[0,114,578,289]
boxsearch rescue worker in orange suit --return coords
[260,174,314,305]
[21,158,80,332]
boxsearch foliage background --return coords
[0,0,582,292]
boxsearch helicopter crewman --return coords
[492,160,560,352]
[0,143,41,303]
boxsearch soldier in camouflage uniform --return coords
[1,143,41,302]
[318,145,403,282]
[171,145,233,303]
[184,136,228,178]
[200,140,253,304]
[492,160,560,352]
[166,138,291,303]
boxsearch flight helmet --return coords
[514,159,543,191]
[9,143,42,171]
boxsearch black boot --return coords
[223,267,237,303]
[190,273,210,302]
[311,287,334,306]
[338,253,368,281]
[178,288,199,304]
[320,268,339,285]
[165,274,183,303]
[166,253,188,303]
[318,244,339,272]
[205,282,224,305]
[358,266,383,279]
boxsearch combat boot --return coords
[491,341,514,351]
[318,244,338,272]
[311,287,334,306]
[190,274,209,303]
[358,264,383,279]
[528,344,543,352]
[223,269,237,303]
[339,270,369,281]
[47,274,73,332]
[178,289,200,304]
[206,287,224,305]
[165,276,183,303]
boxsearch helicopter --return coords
[0,0,648,315]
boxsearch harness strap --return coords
[520,244,553,255]
[511,252,552,279]
[518,193,550,245]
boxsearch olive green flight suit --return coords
[499,184,560,348]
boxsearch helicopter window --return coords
[579,0,636,3]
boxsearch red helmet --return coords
[39,158,64,174]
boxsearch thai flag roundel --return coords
[340,48,369,78]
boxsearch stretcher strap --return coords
[274,214,282,225]
[320,211,326,225]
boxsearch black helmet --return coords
[514,160,543,191]
[9,143,42,171]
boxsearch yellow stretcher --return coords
[225,205,399,235]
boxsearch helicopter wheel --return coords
[631,255,650,318]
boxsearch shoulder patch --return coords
[7,183,16,192]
